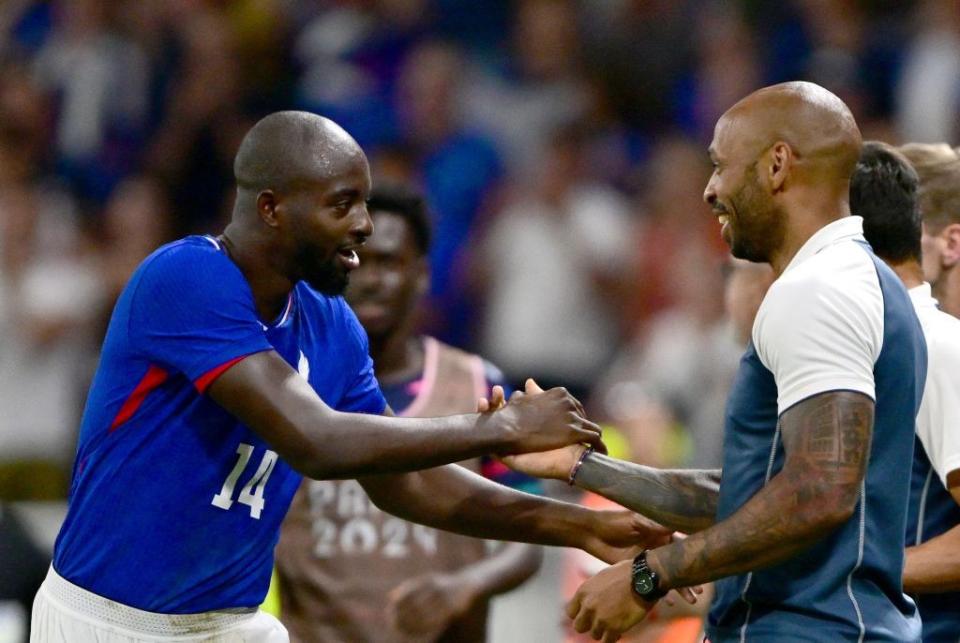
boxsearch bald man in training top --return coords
[32,112,662,643]
[505,83,927,641]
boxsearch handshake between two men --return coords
[480,379,706,643]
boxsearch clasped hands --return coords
[478,379,703,641]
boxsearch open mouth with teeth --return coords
[336,247,360,270]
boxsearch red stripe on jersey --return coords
[194,355,247,394]
[109,365,169,432]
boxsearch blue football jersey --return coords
[53,236,386,613]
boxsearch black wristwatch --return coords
[631,550,667,601]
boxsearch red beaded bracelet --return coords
[567,446,595,485]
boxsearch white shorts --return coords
[30,567,288,642]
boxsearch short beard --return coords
[729,163,786,264]
[294,245,349,296]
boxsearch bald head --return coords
[720,81,862,185]
[234,111,366,195]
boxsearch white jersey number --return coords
[211,443,278,519]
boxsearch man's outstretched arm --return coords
[359,464,672,565]
[207,351,604,480]
[576,456,721,534]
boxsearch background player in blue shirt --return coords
[30,112,667,642]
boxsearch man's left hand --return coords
[583,510,672,564]
[386,572,476,638]
[567,559,654,642]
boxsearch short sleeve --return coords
[336,301,387,415]
[127,243,274,391]
[754,263,882,415]
[916,326,960,486]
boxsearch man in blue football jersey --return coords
[502,83,927,642]
[31,112,665,642]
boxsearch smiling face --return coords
[703,113,786,263]
[279,149,374,295]
[346,210,427,341]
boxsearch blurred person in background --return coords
[466,0,589,181]
[145,5,248,236]
[390,39,502,345]
[95,175,173,331]
[32,0,151,204]
[896,0,960,145]
[477,123,635,398]
[0,61,103,500]
[276,185,542,643]
[851,140,960,642]
[899,146,960,320]
[624,136,726,328]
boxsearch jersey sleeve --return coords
[126,243,274,391]
[754,266,882,415]
[336,301,388,415]
[917,331,960,487]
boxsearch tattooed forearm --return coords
[647,391,874,589]
[575,452,721,533]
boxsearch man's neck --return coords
[933,268,960,320]
[370,334,424,385]
[219,224,294,323]
[889,259,925,290]
[768,200,849,276]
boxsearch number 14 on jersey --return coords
[211,443,278,519]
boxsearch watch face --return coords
[635,575,654,595]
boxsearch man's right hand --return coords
[484,380,606,456]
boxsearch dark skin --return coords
[503,83,874,641]
[203,112,662,567]
[337,208,542,638]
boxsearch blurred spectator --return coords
[466,0,590,180]
[392,40,502,344]
[625,136,725,329]
[675,2,761,141]
[96,175,173,320]
[32,0,151,203]
[477,124,634,396]
[0,134,103,500]
[596,257,775,469]
[896,0,960,143]
[146,5,249,235]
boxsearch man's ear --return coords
[768,142,793,192]
[940,223,960,268]
[256,190,280,228]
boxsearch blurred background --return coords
[0,0,957,641]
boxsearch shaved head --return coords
[224,111,373,298]
[720,81,862,184]
[705,82,863,271]
[233,111,366,195]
